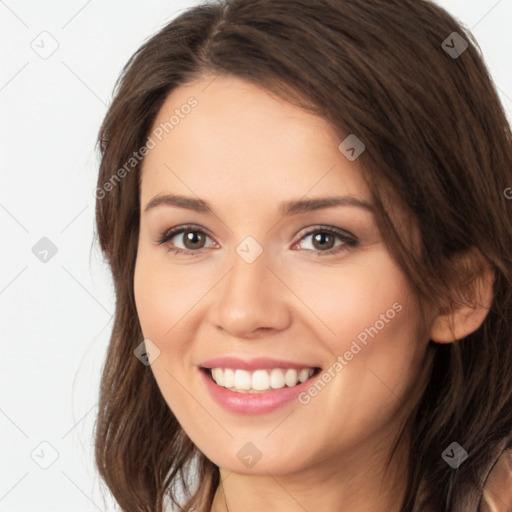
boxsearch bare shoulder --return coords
[480,448,512,512]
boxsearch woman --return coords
[93,0,512,510]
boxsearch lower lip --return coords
[199,368,318,415]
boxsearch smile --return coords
[198,357,322,414]
[208,367,317,393]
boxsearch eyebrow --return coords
[144,193,373,215]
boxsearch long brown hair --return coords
[94,1,512,510]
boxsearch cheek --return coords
[287,248,417,350]
[289,250,427,423]
[134,260,170,341]
[134,247,205,341]
[133,250,203,413]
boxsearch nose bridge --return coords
[212,244,290,336]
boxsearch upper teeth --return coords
[210,368,315,393]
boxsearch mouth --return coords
[200,366,322,394]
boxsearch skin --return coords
[134,75,436,512]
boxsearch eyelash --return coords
[156,224,358,257]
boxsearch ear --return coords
[430,249,495,343]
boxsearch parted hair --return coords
[94,1,512,510]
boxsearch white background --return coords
[1,1,511,511]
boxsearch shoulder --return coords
[480,447,512,511]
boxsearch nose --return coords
[210,248,292,339]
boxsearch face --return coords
[134,75,431,476]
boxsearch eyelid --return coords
[293,224,356,243]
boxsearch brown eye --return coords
[293,226,357,256]
[182,229,206,249]
[311,232,335,250]
[157,225,217,255]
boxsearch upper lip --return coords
[200,356,321,371]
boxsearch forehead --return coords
[140,75,369,204]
